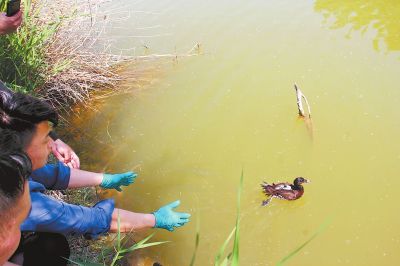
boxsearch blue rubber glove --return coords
[100,171,137,191]
[153,200,191,231]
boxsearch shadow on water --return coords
[314,0,400,52]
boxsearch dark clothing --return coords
[12,232,70,266]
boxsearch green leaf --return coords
[117,211,121,251]
[189,207,201,266]
[64,257,103,266]
[214,227,236,266]
[276,218,332,266]
[121,240,169,254]
[231,170,244,266]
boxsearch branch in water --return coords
[294,83,311,118]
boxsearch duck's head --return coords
[293,177,310,186]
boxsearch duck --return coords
[261,177,310,206]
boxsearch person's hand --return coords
[0,11,22,35]
[51,139,80,169]
[100,171,137,191]
[153,200,191,231]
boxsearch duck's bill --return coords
[304,179,310,183]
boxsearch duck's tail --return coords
[261,181,272,195]
[261,181,269,188]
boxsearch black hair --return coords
[0,128,31,198]
[0,82,58,147]
[0,151,31,198]
[0,149,31,239]
[0,128,24,153]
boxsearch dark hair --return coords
[0,151,31,198]
[0,128,31,198]
[0,82,58,147]
[0,128,24,153]
[0,151,32,219]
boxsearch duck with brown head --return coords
[261,177,310,206]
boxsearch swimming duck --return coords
[261,177,309,206]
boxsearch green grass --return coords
[67,212,168,266]
[189,171,243,266]
[0,0,63,93]
[276,218,331,266]
[189,210,200,266]
[214,170,242,266]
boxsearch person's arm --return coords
[69,169,137,191]
[110,209,155,232]
[23,190,190,237]
[0,11,22,35]
[30,162,71,190]
[31,163,136,191]
[68,168,103,188]
[22,191,115,239]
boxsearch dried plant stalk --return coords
[30,0,200,113]
[294,83,312,118]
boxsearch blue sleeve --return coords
[21,192,115,239]
[30,162,71,190]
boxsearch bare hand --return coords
[0,11,22,35]
[51,139,81,169]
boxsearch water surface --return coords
[68,1,400,265]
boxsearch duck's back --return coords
[262,182,304,200]
[262,182,291,195]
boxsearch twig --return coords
[294,83,311,118]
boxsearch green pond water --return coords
[68,1,400,265]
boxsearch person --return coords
[0,10,22,35]
[0,81,80,169]
[0,131,71,266]
[0,145,31,264]
[0,84,191,240]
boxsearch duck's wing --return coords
[274,183,292,190]
[277,189,304,200]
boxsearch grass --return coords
[276,218,331,266]
[213,170,242,266]
[0,0,127,110]
[189,171,243,266]
[0,0,61,93]
[67,212,168,266]
[189,210,200,266]
[0,0,201,113]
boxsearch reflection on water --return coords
[315,0,400,52]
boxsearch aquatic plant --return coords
[189,171,243,266]
[214,171,242,266]
[276,219,331,266]
[189,212,200,266]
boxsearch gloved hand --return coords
[153,200,191,231]
[100,171,137,191]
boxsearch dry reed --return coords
[28,0,200,113]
